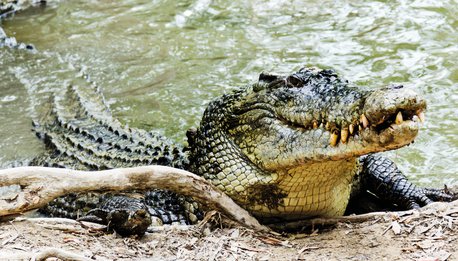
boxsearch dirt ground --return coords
[0,200,457,260]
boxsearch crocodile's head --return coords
[221,67,426,171]
[191,67,426,218]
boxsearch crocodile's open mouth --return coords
[281,108,425,147]
[373,109,424,132]
[329,108,425,147]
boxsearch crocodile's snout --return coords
[363,85,426,128]
[352,85,426,150]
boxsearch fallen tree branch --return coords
[1,247,93,261]
[12,217,107,233]
[33,248,93,261]
[267,200,458,231]
[0,166,269,232]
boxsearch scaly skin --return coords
[30,67,455,234]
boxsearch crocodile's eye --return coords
[257,72,286,92]
[285,74,303,88]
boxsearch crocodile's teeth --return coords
[360,114,369,128]
[418,112,425,123]
[330,131,339,147]
[358,124,363,131]
[395,111,403,124]
[313,120,318,129]
[325,122,330,130]
[349,124,354,135]
[341,128,349,144]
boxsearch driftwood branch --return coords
[267,211,407,231]
[267,200,458,231]
[1,248,92,261]
[12,217,108,233]
[0,166,269,232]
[33,248,93,261]
[2,166,456,234]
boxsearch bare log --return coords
[0,166,269,232]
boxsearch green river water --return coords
[0,0,457,186]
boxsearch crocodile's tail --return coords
[30,70,202,225]
[31,73,189,170]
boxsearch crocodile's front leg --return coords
[349,153,456,213]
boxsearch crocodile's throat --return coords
[198,156,361,221]
[247,159,360,220]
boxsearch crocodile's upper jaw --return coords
[224,68,426,170]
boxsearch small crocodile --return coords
[1,1,38,51]
[0,26,35,50]
[32,67,455,235]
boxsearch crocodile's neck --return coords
[189,110,361,220]
[188,89,277,194]
[267,159,360,219]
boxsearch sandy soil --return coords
[0,200,457,260]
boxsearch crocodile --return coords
[31,67,455,235]
[0,26,35,50]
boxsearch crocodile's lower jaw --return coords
[245,158,360,221]
[360,118,420,150]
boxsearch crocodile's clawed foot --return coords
[405,185,457,209]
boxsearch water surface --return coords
[0,0,457,186]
